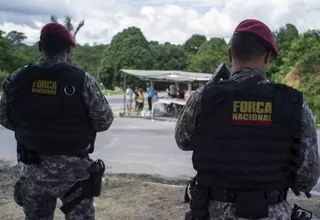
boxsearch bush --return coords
[0,70,9,90]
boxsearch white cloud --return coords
[0,0,320,46]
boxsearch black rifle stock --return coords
[209,63,231,83]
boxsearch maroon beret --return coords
[40,22,76,47]
[234,19,277,57]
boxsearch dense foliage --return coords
[0,24,319,123]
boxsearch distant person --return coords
[134,87,139,111]
[178,87,185,99]
[147,83,153,111]
[169,84,177,98]
[136,88,144,114]
[0,22,114,220]
[175,19,320,220]
[126,85,133,112]
[153,90,159,101]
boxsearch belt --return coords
[209,188,287,205]
[38,151,89,158]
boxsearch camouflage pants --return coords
[208,200,292,220]
[14,155,95,220]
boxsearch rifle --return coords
[208,63,231,83]
[291,204,313,220]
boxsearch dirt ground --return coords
[0,162,319,220]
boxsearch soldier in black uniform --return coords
[175,19,320,220]
[0,22,114,220]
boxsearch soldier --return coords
[175,19,320,220]
[0,22,114,220]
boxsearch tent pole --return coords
[188,82,192,99]
[123,73,127,115]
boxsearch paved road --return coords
[106,95,125,110]
[0,118,194,179]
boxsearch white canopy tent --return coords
[120,69,212,94]
[120,69,213,115]
[120,69,213,82]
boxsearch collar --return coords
[230,68,266,82]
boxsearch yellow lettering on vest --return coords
[265,102,272,114]
[46,81,52,89]
[248,101,255,113]
[232,113,238,120]
[240,101,248,112]
[252,114,257,120]
[232,100,273,124]
[256,102,264,113]
[257,114,263,120]
[31,80,57,95]
[233,101,241,112]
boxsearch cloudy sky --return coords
[0,0,319,45]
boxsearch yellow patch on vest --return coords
[232,101,272,125]
[31,80,57,95]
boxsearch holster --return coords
[60,159,105,214]
[184,177,209,220]
[17,143,40,165]
[190,184,209,219]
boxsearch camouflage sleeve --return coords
[0,70,21,131]
[82,72,114,132]
[174,86,204,151]
[292,101,320,192]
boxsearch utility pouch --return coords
[236,190,268,218]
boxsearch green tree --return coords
[6,31,27,44]
[0,30,28,73]
[187,37,229,72]
[99,27,153,89]
[183,34,206,54]
[72,44,105,79]
[280,30,320,76]
[0,69,10,87]
[150,43,188,70]
[268,24,299,79]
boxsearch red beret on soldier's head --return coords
[40,22,76,47]
[233,19,277,57]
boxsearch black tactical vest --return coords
[193,75,303,191]
[10,63,95,156]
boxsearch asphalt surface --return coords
[0,95,319,194]
[0,117,194,179]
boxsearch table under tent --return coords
[120,69,212,118]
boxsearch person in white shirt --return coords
[126,85,133,112]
